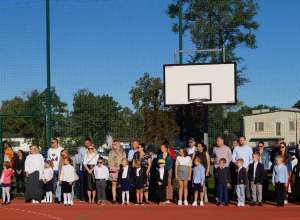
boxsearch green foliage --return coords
[166,0,259,86]
[293,100,300,109]
[129,73,179,146]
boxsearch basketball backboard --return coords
[163,63,236,106]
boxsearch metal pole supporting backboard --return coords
[174,48,226,147]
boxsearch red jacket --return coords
[0,169,14,184]
[157,146,176,161]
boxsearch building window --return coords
[255,122,264,131]
[275,122,281,136]
[12,141,20,147]
[289,121,295,131]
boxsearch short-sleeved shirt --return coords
[175,156,192,166]
[83,153,99,166]
[133,152,151,168]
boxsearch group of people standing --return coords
[1,136,300,207]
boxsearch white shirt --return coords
[136,168,141,176]
[47,147,64,171]
[83,153,99,165]
[94,165,109,180]
[159,168,164,180]
[25,154,44,180]
[187,147,196,156]
[60,164,75,182]
[175,156,192,166]
[122,166,129,178]
[278,164,282,170]
[253,162,258,178]
[43,167,54,181]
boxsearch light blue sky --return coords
[0,0,299,112]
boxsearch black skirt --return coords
[25,171,43,202]
[86,165,96,191]
[62,181,73,193]
[43,180,53,192]
[134,176,144,189]
[120,178,132,191]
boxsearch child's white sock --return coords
[122,191,125,203]
[2,187,6,202]
[67,193,71,203]
[125,191,129,202]
[63,193,67,204]
[5,188,10,202]
[47,191,52,203]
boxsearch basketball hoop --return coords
[188,98,209,119]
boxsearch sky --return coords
[0,0,299,112]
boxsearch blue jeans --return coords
[78,170,85,200]
[52,170,61,200]
[218,184,228,203]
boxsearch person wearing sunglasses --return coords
[46,138,63,204]
[83,144,99,204]
[186,138,197,158]
[255,141,270,202]
[94,157,109,205]
[273,142,292,204]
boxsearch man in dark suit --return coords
[248,152,265,206]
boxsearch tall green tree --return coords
[167,0,259,86]
[293,100,300,109]
[72,88,121,146]
[129,73,179,146]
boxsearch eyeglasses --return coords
[51,142,56,144]
[258,145,263,147]
[136,147,140,149]
[97,162,103,164]
[88,148,94,150]
[280,146,285,149]
[188,141,194,143]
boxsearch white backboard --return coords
[164,63,236,106]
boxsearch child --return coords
[132,159,147,205]
[216,158,231,206]
[272,155,288,207]
[248,153,264,206]
[118,158,132,205]
[43,160,54,204]
[192,157,205,206]
[235,158,247,207]
[156,159,169,205]
[94,157,109,205]
[60,157,75,206]
[0,162,14,205]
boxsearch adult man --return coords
[3,141,13,162]
[186,138,197,158]
[213,137,232,201]
[255,141,270,202]
[232,136,253,200]
[47,138,64,203]
[128,140,139,167]
[77,137,91,202]
[232,139,239,148]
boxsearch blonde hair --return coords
[30,145,39,154]
[135,159,142,168]
[237,158,244,164]
[45,160,54,168]
[64,157,73,166]
[58,150,71,171]
[194,156,202,163]
[85,144,96,159]
[275,155,284,162]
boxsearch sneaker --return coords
[31,200,36,204]
[165,200,170,204]
[184,200,188,206]
[217,203,222,206]
[258,202,263,206]
[158,202,162,205]
[225,203,229,206]
[284,200,288,205]
[68,202,71,206]
[1,202,6,205]
[127,202,130,206]
[122,203,125,206]
[79,199,85,202]
[135,203,139,206]
[250,202,257,206]
[5,202,10,205]
[162,202,166,206]
[200,201,204,206]
[102,201,106,205]
[63,201,67,206]
[35,201,40,204]
[240,203,244,207]
[192,201,197,206]
[97,201,101,205]
[237,203,240,207]
[41,197,46,203]
[178,200,182,206]
[140,203,144,205]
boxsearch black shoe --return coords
[217,202,222,206]
[5,202,10,205]
[225,203,229,206]
[145,201,149,204]
[250,202,257,206]
[246,198,251,202]
[258,202,263,206]
[112,200,116,204]
[1,202,5,205]
[79,199,85,202]
[140,203,144,205]
[276,204,280,207]
[280,204,284,207]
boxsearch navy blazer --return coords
[248,162,264,184]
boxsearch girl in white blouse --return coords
[60,157,75,206]
[175,148,192,206]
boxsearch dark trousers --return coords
[218,184,228,203]
[262,176,269,202]
[158,185,166,202]
[245,172,251,199]
[213,167,219,198]
[95,179,106,201]
[16,175,25,194]
[275,182,286,205]
[78,170,85,200]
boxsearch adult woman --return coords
[175,148,192,206]
[157,144,173,203]
[274,142,292,203]
[15,150,26,195]
[83,144,99,204]
[25,145,44,203]
[108,139,126,204]
[295,143,300,198]
[133,143,151,204]
[192,142,210,202]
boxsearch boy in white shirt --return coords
[94,157,109,205]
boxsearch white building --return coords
[3,133,32,152]
[242,108,300,147]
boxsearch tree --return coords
[293,100,300,109]
[72,89,121,146]
[129,73,179,146]
[167,0,259,86]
